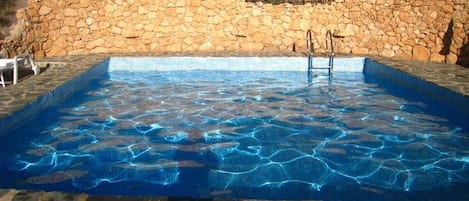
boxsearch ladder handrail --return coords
[306,29,313,71]
[306,29,313,55]
[325,30,334,71]
[306,29,335,77]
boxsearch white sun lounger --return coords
[0,53,40,87]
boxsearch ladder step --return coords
[310,66,332,69]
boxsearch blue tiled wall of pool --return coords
[108,57,365,72]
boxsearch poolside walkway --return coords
[0,51,468,201]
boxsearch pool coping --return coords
[0,51,468,201]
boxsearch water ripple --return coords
[2,71,468,196]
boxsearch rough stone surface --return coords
[1,0,469,64]
[412,45,431,61]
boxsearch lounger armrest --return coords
[14,53,40,75]
[0,59,15,68]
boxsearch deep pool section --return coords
[0,57,468,200]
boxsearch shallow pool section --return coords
[0,57,468,200]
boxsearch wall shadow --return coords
[456,41,469,67]
[439,19,453,63]
[439,19,468,68]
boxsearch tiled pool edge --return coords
[0,52,468,201]
[365,59,469,115]
[0,55,109,136]
[0,59,109,135]
[367,55,469,97]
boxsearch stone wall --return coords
[1,0,468,66]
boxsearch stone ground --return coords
[0,51,468,201]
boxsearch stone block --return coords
[85,17,94,25]
[135,23,144,30]
[183,37,193,45]
[111,26,122,34]
[39,6,52,15]
[381,48,395,57]
[87,38,105,49]
[72,40,85,49]
[272,25,284,35]
[90,47,108,54]
[34,50,46,58]
[446,53,458,64]
[113,39,126,48]
[351,47,369,54]
[47,47,67,56]
[117,21,127,28]
[412,45,430,61]
[199,41,215,51]
[341,24,355,36]
[252,32,264,43]
[123,29,138,38]
[63,17,76,26]
[201,0,216,9]
[142,32,155,40]
[430,53,446,62]
[104,4,115,13]
[138,7,147,15]
[240,42,264,51]
[142,24,155,32]
[191,0,201,7]
[193,15,208,23]
[64,8,78,17]
[59,26,71,35]
[166,42,182,51]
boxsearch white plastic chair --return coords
[0,53,40,87]
[0,59,14,87]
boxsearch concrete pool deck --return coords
[0,51,468,201]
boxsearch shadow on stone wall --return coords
[456,41,469,68]
[439,19,453,64]
[439,19,469,68]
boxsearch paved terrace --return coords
[0,51,468,201]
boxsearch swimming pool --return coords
[0,57,468,200]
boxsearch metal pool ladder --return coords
[306,29,335,76]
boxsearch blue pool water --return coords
[0,57,468,200]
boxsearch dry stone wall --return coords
[2,0,468,65]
